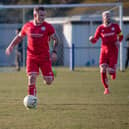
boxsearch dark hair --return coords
[34,7,45,12]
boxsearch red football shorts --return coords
[99,47,118,69]
[26,57,54,79]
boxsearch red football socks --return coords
[28,84,37,96]
[101,72,108,88]
[110,73,116,80]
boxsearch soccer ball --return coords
[23,95,37,109]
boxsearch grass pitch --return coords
[0,67,129,129]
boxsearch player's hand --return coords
[89,36,97,44]
[51,51,57,63]
[5,46,13,55]
[115,41,120,48]
[89,36,93,41]
[89,36,94,42]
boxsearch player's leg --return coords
[40,61,54,85]
[28,73,37,96]
[125,47,129,69]
[100,64,109,91]
[127,47,129,68]
[108,48,118,80]
[44,76,53,85]
[17,52,21,71]
[26,58,39,96]
[99,52,110,94]
[108,67,116,80]
[15,51,21,71]
[52,67,57,77]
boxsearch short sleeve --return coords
[94,26,101,40]
[48,24,55,36]
[116,24,121,34]
[19,24,27,37]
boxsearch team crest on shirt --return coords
[41,26,46,31]
[111,27,115,31]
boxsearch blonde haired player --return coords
[6,7,58,97]
[89,11,123,94]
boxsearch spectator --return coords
[15,28,23,71]
[125,33,129,69]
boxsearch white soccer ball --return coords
[23,95,37,109]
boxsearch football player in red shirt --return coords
[5,7,58,96]
[89,11,123,95]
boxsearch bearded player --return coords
[89,11,123,95]
[5,7,58,96]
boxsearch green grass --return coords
[0,67,129,129]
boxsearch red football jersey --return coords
[20,21,55,60]
[94,23,122,48]
[93,23,123,67]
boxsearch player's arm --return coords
[115,31,123,48]
[115,25,123,47]
[89,36,98,44]
[115,32,123,48]
[116,24,123,42]
[5,35,23,55]
[125,34,129,41]
[89,27,100,44]
[118,31,123,42]
[50,32,59,62]
[51,33,58,53]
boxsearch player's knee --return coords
[45,81,52,85]
[108,67,115,74]
[100,64,107,73]
[28,73,37,85]
[44,76,54,85]
[108,67,116,80]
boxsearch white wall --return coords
[63,22,72,66]
[0,24,18,66]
